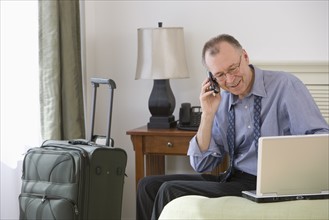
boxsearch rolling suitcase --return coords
[19,78,127,220]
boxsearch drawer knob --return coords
[167,142,173,148]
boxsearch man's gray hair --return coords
[202,34,243,65]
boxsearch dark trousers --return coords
[136,171,257,220]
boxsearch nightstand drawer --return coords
[144,135,191,155]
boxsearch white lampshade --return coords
[135,27,189,80]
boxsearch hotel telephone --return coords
[177,103,202,131]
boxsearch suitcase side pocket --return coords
[39,143,90,218]
[19,148,83,219]
[19,193,78,220]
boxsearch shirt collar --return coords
[228,65,267,110]
[252,65,267,98]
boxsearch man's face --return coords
[205,42,253,98]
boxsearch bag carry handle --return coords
[91,78,116,88]
[89,78,116,147]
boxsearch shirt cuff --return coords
[187,135,222,157]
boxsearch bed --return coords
[159,195,329,219]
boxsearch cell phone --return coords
[208,72,220,94]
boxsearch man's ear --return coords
[242,49,249,64]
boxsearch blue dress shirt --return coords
[188,65,329,176]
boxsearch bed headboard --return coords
[255,62,329,123]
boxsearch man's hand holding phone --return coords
[199,72,221,116]
[197,72,221,152]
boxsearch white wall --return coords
[81,1,328,219]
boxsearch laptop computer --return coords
[242,134,329,203]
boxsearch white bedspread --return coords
[159,195,329,219]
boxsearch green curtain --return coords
[39,0,85,140]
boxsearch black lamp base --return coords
[147,79,177,129]
[147,115,177,129]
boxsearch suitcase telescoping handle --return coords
[89,78,116,147]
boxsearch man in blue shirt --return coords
[136,34,329,220]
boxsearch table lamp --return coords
[135,22,189,129]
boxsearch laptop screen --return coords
[256,134,329,196]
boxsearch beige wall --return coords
[81,1,328,219]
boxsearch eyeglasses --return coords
[214,54,242,82]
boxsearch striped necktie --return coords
[253,95,262,150]
[220,95,262,182]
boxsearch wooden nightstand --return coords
[126,126,227,188]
